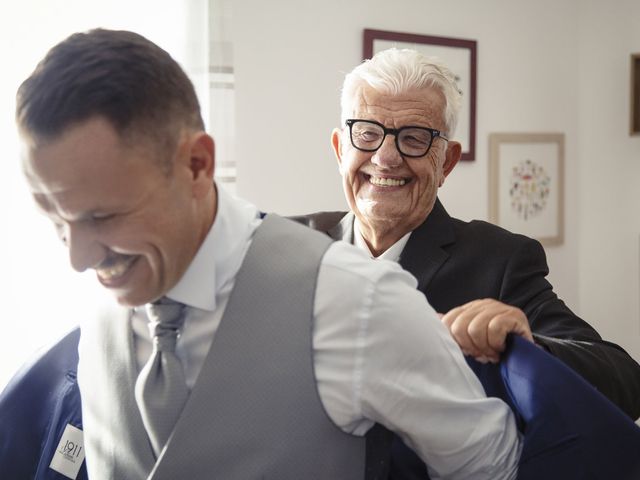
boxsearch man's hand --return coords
[441,299,534,363]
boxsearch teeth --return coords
[369,176,406,187]
[96,257,135,281]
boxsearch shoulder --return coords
[316,241,445,356]
[322,240,418,290]
[288,211,347,233]
[0,328,80,402]
[316,241,425,328]
[440,217,551,288]
[452,216,533,243]
[0,329,82,477]
[0,328,80,432]
[449,217,545,256]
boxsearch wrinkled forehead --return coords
[345,83,447,129]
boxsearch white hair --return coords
[340,48,462,137]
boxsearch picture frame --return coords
[363,28,477,161]
[631,53,640,136]
[489,133,565,246]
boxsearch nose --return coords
[64,223,105,272]
[371,134,403,168]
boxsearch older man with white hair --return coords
[295,48,640,479]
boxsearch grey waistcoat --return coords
[82,214,386,479]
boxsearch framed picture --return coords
[363,29,477,161]
[489,133,564,246]
[631,53,640,135]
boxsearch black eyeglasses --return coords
[345,119,448,158]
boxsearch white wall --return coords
[0,0,209,389]
[577,0,640,361]
[232,0,639,360]
[2,0,638,391]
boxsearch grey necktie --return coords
[135,297,189,457]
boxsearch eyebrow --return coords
[31,193,103,224]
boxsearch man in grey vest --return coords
[2,29,521,479]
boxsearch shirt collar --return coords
[353,218,412,262]
[166,184,261,311]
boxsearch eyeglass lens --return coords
[350,120,433,157]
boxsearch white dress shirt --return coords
[127,185,520,480]
[354,217,411,261]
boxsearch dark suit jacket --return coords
[294,199,640,479]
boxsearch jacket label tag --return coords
[49,424,85,479]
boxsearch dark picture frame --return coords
[363,29,477,161]
[631,53,640,136]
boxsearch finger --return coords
[476,355,490,364]
[449,321,477,356]
[466,311,493,356]
[516,321,535,343]
[448,309,486,357]
[486,316,511,353]
[443,300,509,358]
[441,300,487,329]
[464,302,512,357]
[441,304,469,329]
[486,310,534,351]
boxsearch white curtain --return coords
[0,0,234,389]
[208,0,237,193]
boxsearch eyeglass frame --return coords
[345,118,449,158]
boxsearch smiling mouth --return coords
[366,174,408,187]
[96,255,139,285]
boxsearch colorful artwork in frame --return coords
[489,133,564,246]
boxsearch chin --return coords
[114,296,141,308]
[364,207,405,221]
[113,290,156,308]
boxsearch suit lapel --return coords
[398,199,455,293]
[326,204,455,293]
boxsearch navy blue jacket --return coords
[2,329,639,479]
[0,329,87,480]
[390,336,640,480]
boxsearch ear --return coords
[331,127,345,173]
[188,132,215,198]
[440,140,461,186]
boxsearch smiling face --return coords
[21,116,215,307]
[332,84,461,254]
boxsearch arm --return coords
[443,236,640,419]
[314,244,521,479]
[504,238,640,419]
[362,264,521,479]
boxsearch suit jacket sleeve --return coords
[500,237,640,419]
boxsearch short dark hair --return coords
[16,28,204,164]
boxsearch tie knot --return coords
[145,298,186,350]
